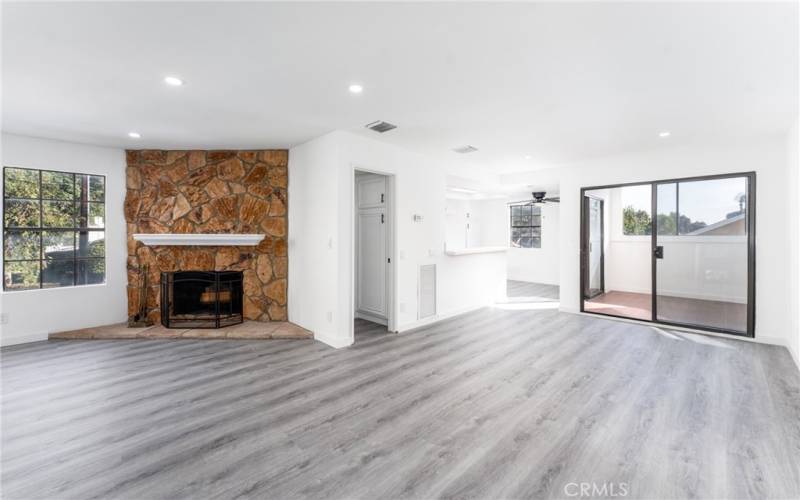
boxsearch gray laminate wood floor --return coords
[354,318,390,343]
[2,308,799,500]
[506,280,560,302]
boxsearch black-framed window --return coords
[3,166,106,291]
[510,204,541,248]
[655,178,748,236]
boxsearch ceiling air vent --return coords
[452,145,478,154]
[365,120,397,133]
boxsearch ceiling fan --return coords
[508,191,561,205]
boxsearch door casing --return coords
[350,166,397,342]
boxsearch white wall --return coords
[445,198,470,250]
[289,131,506,348]
[502,136,793,346]
[507,201,560,285]
[286,133,342,345]
[0,134,127,345]
[469,199,508,247]
[445,197,507,250]
[787,119,800,369]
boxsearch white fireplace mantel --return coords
[133,233,266,246]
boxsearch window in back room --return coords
[510,204,541,248]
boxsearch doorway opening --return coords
[580,173,755,337]
[353,170,394,343]
[502,187,562,306]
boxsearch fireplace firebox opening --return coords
[161,271,244,329]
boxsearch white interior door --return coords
[355,174,388,321]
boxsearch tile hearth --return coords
[50,321,311,341]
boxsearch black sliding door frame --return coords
[579,171,756,338]
[581,196,604,300]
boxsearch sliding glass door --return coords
[581,172,755,337]
[582,184,653,321]
[654,175,753,334]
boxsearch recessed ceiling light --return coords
[128,132,141,139]
[659,131,671,138]
[164,76,184,86]
[349,84,363,94]
[524,155,532,160]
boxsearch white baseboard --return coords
[314,331,353,349]
[1,331,49,347]
[397,304,486,333]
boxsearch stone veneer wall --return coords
[124,150,288,324]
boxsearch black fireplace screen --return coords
[161,271,243,329]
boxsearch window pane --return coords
[4,199,40,227]
[4,261,40,290]
[43,230,75,259]
[76,202,104,228]
[42,200,76,228]
[520,237,533,248]
[677,178,748,235]
[89,203,104,228]
[41,171,74,200]
[511,206,523,218]
[3,168,39,199]
[510,227,522,247]
[42,259,75,288]
[531,237,541,249]
[75,174,105,203]
[77,258,105,285]
[621,184,652,235]
[657,183,677,235]
[532,214,542,227]
[75,174,89,201]
[4,230,40,260]
[89,176,105,202]
[77,231,104,257]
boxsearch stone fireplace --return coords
[124,150,288,325]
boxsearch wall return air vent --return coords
[452,145,478,154]
[365,120,397,133]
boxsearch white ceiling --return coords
[2,2,797,174]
